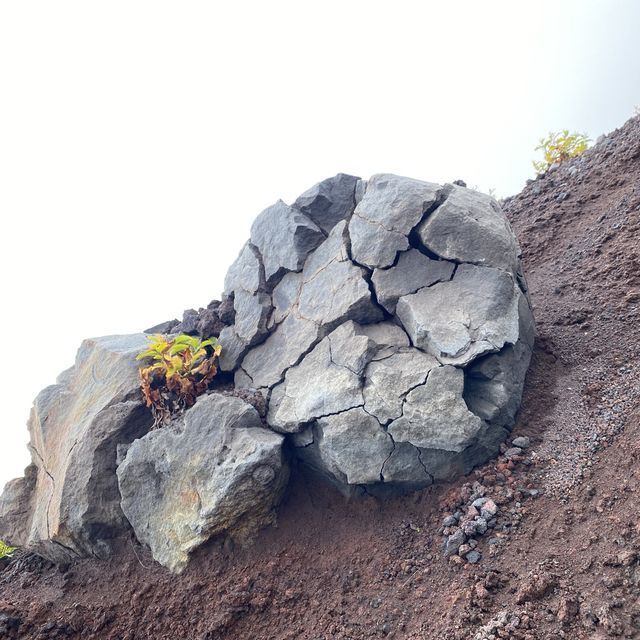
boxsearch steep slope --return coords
[1,115,639,640]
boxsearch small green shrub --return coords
[0,540,15,559]
[533,130,590,174]
[136,334,222,427]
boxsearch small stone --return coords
[442,515,458,527]
[466,550,482,564]
[512,436,530,449]
[504,446,523,459]
[444,528,466,556]
[472,497,488,508]
[475,517,488,535]
[481,499,499,519]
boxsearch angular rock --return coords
[315,408,394,485]
[117,394,287,573]
[217,325,249,372]
[239,313,320,389]
[224,242,263,296]
[381,442,432,487]
[349,174,443,269]
[363,349,439,423]
[372,249,455,313]
[396,264,522,366]
[388,366,483,452]
[0,464,37,547]
[250,200,325,286]
[271,271,302,325]
[293,173,360,234]
[417,185,520,274]
[0,335,153,562]
[232,290,272,346]
[267,322,375,432]
[297,221,383,329]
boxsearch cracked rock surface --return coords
[0,172,533,572]
[221,172,534,495]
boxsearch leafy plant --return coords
[0,540,15,559]
[533,130,590,174]
[136,334,222,427]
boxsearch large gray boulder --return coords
[220,173,534,495]
[117,394,287,573]
[0,334,153,562]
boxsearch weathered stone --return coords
[297,221,383,329]
[388,366,483,452]
[217,325,249,372]
[381,442,432,486]
[315,408,394,485]
[239,313,320,389]
[0,464,37,547]
[358,321,410,354]
[396,264,522,366]
[417,185,520,274]
[233,290,272,346]
[224,242,263,296]
[349,174,443,269]
[250,200,325,286]
[117,394,287,573]
[293,173,359,234]
[372,249,455,313]
[0,335,153,562]
[267,322,375,432]
[271,271,302,325]
[363,349,439,423]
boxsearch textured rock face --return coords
[219,173,534,494]
[0,171,534,573]
[0,335,153,561]
[117,394,287,573]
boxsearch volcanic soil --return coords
[1,115,640,640]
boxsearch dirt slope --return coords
[1,116,639,640]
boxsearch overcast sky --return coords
[1,1,639,491]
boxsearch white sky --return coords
[1,1,639,491]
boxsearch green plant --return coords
[136,334,222,427]
[0,540,15,559]
[533,130,590,174]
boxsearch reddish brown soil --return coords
[2,116,640,640]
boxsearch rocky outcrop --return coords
[117,394,287,573]
[0,335,153,562]
[0,171,534,573]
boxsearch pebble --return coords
[512,436,530,449]
[444,529,466,556]
[442,515,458,527]
[466,550,482,564]
[504,447,523,459]
[472,497,488,508]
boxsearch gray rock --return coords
[315,408,394,485]
[349,174,443,269]
[442,515,458,527]
[250,200,325,286]
[512,436,531,449]
[396,264,522,366]
[293,173,360,234]
[217,325,250,372]
[363,349,439,423]
[388,366,483,452]
[417,185,520,274]
[358,322,410,354]
[271,271,302,325]
[372,249,455,313]
[239,313,320,390]
[267,322,375,432]
[444,528,466,556]
[232,290,272,346]
[465,550,482,564]
[117,394,287,573]
[224,242,263,296]
[297,221,383,330]
[0,334,153,562]
[381,442,432,486]
[0,464,37,547]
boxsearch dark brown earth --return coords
[2,115,640,640]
